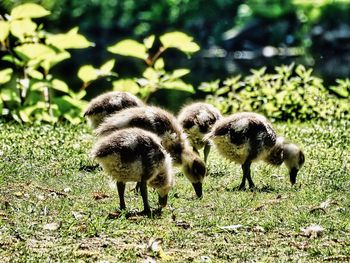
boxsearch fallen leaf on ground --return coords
[92,192,110,200]
[36,186,67,197]
[219,224,243,231]
[291,241,309,250]
[144,257,156,263]
[107,211,122,219]
[147,238,172,260]
[253,226,266,233]
[254,195,286,211]
[220,224,243,230]
[63,187,72,193]
[301,224,324,238]
[72,211,84,220]
[43,222,60,231]
[36,195,45,200]
[147,238,163,253]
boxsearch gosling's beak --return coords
[192,182,203,198]
[158,194,168,208]
[289,168,298,185]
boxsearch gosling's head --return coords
[282,142,305,185]
[156,161,175,208]
[181,147,207,198]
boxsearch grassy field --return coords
[0,120,349,262]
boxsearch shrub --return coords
[105,32,199,102]
[200,64,350,121]
[0,3,200,123]
[0,3,93,124]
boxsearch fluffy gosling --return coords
[96,106,206,197]
[178,102,222,162]
[205,112,305,189]
[91,128,174,215]
[84,91,144,129]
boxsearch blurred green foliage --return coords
[0,3,93,123]
[107,32,199,102]
[200,64,350,121]
[0,3,200,123]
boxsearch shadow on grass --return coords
[107,208,164,220]
[226,185,278,193]
[79,164,100,172]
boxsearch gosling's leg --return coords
[140,180,151,216]
[203,142,211,164]
[239,164,247,190]
[117,181,126,210]
[243,160,255,189]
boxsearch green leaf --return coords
[41,50,71,71]
[0,21,10,42]
[160,31,200,53]
[24,89,44,105]
[19,108,31,122]
[64,111,83,124]
[14,43,56,61]
[77,65,99,83]
[198,80,220,92]
[27,68,43,79]
[31,81,47,91]
[112,79,140,94]
[52,79,69,93]
[170,69,190,79]
[144,35,155,49]
[10,19,37,40]
[143,67,158,81]
[46,27,93,49]
[216,86,230,96]
[69,90,87,100]
[161,80,195,93]
[1,85,21,103]
[11,3,51,19]
[154,58,164,70]
[11,111,22,123]
[2,55,24,67]
[329,86,349,98]
[0,68,13,84]
[100,59,115,74]
[108,40,147,60]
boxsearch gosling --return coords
[178,102,222,163]
[205,112,305,189]
[96,106,206,197]
[91,128,174,215]
[84,91,144,129]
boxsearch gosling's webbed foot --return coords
[140,209,152,217]
[248,185,257,192]
[238,183,246,191]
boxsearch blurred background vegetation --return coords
[0,0,349,122]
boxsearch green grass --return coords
[0,120,349,262]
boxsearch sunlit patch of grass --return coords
[0,121,349,262]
